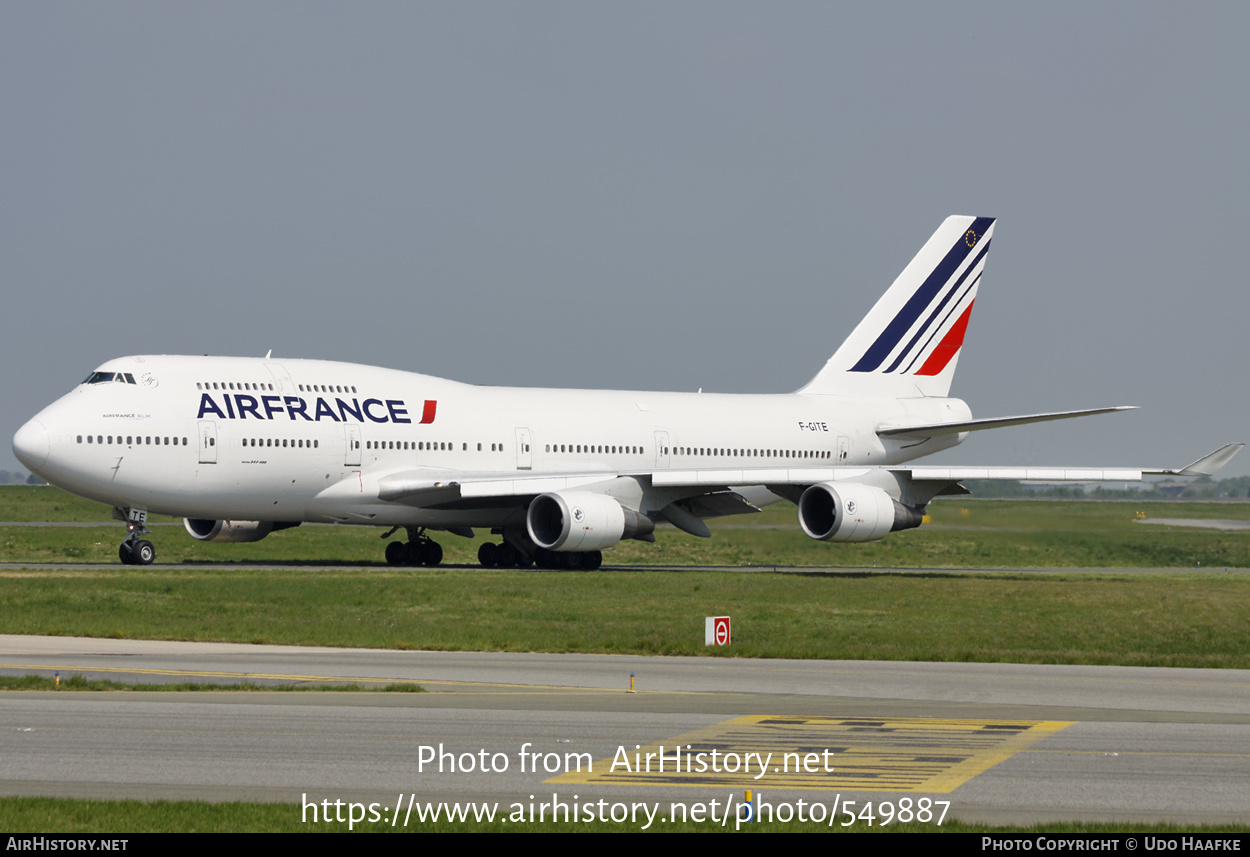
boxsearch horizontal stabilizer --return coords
[877,406,1137,439]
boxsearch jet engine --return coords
[183,519,300,543]
[526,491,655,552]
[797,482,924,543]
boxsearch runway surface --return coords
[1,635,1248,826]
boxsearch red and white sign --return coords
[705,615,731,646]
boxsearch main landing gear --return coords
[116,508,156,565]
[383,527,443,567]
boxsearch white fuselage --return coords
[14,354,970,527]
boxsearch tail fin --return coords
[799,215,996,398]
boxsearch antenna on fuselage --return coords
[265,349,272,359]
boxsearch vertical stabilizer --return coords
[799,215,995,398]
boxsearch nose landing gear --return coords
[116,508,156,565]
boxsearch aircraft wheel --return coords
[581,550,603,571]
[402,542,423,566]
[534,548,555,569]
[497,543,518,568]
[133,540,156,565]
[385,541,406,566]
[119,543,134,565]
[477,542,498,567]
[563,551,583,570]
[422,541,443,567]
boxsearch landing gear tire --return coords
[397,539,443,566]
[477,542,498,567]
[497,543,518,568]
[580,550,602,571]
[120,540,155,565]
[133,540,155,565]
[385,541,406,566]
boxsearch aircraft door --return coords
[264,363,293,393]
[515,427,532,470]
[198,421,217,464]
[654,431,670,468]
[344,423,362,466]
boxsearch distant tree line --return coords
[961,475,1250,500]
[0,470,44,486]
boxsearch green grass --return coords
[1,567,1248,666]
[0,486,175,522]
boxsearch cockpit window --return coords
[82,371,138,385]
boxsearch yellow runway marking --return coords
[550,715,1073,792]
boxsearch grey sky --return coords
[3,2,1247,477]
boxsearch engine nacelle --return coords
[183,519,300,543]
[527,491,655,552]
[797,482,924,543]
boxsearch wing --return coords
[367,444,1243,545]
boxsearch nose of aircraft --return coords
[12,418,50,473]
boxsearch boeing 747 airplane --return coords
[12,216,1242,567]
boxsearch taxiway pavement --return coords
[1,635,1248,826]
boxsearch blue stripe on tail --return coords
[850,216,994,373]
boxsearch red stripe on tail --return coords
[915,301,974,376]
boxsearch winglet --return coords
[1165,443,1245,477]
